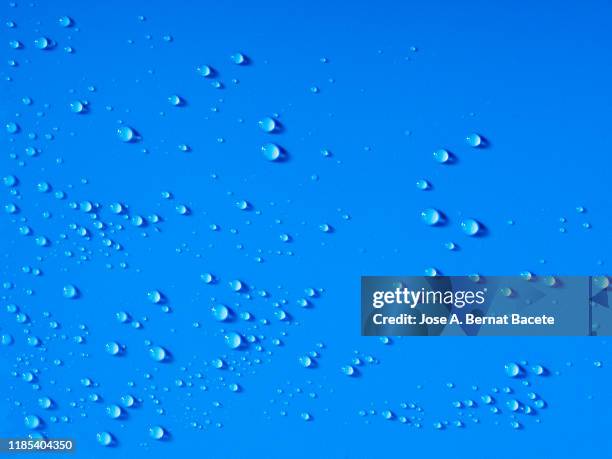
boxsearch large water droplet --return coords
[230,52,246,65]
[63,284,78,299]
[149,425,165,440]
[258,117,277,133]
[149,346,167,362]
[465,133,482,147]
[504,362,521,378]
[117,126,135,142]
[96,432,113,446]
[224,332,243,349]
[24,415,41,429]
[261,143,281,161]
[460,218,480,236]
[433,149,450,163]
[421,208,441,226]
[211,304,230,321]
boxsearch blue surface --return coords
[1,0,611,457]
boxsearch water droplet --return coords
[24,415,41,429]
[58,16,73,27]
[224,332,243,349]
[96,431,113,446]
[465,133,482,147]
[34,37,51,50]
[168,94,183,106]
[70,100,85,113]
[236,200,249,210]
[415,179,430,190]
[3,175,17,187]
[421,208,441,226]
[506,399,520,411]
[63,284,78,299]
[261,143,281,161]
[211,304,230,321]
[341,365,356,376]
[117,126,135,142]
[149,346,167,362]
[230,52,246,65]
[105,341,121,356]
[176,204,189,215]
[229,280,243,292]
[196,64,213,77]
[299,356,313,368]
[106,404,122,419]
[433,149,450,163]
[258,117,277,133]
[147,290,163,304]
[5,121,19,134]
[149,425,165,440]
[504,362,521,378]
[460,218,480,236]
[120,394,135,408]
[38,397,52,409]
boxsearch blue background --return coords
[1,0,611,457]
